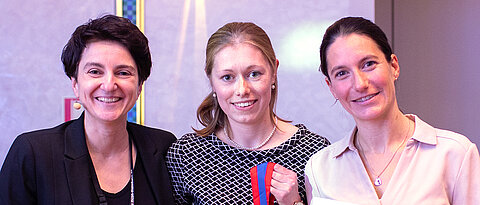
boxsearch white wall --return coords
[3,0,477,167]
[0,0,114,164]
[0,0,374,164]
[142,0,376,143]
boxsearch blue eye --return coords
[222,75,232,81]
[249,71,261,78]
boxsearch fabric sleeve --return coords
[452,143,480,205]
[166,140,192,205]
[304,156,318,204]
[0,135,37,204]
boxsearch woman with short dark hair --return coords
[0,15,176,204]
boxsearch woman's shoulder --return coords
[14,120,76,146]
[413,114,475,152]
[127,124,178,154]
[127,123,176,140]
[167,132,214,159]
[294,124,331,145]
[434,128,475,153]
[170,132,209,147]
[3,120,77,167]
[309,139,345,161]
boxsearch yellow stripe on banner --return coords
[136,0,145,125]
[116,0,123,16]
[137,0,145,32]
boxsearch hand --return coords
[270,164,302,205]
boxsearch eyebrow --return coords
[329,55,379,75]
[329,65,346,76]
[215,64,265,73]
[83,62,136,70]
[83,62,104,69]
[116,64,136,70]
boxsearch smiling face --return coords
[72,40,141,124]
[211,43,276,126]
[326,33,400,122]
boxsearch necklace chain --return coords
[223,117,277,150]
[129,138,134,205]
[357,119,411,186]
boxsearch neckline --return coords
[89,135,135,205]
[209,124,306,156]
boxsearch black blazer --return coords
[0,114,176,205]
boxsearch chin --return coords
[94,112,127,122]
[351,109,386,121]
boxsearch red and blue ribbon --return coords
[250,162,276,205]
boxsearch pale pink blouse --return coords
[305,115,480,205]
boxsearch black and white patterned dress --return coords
[166,124,330,204]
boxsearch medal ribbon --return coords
[250,162,276,205]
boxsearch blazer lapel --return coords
[129,124,174,204]
[63,114,97,204]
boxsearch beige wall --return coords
[376,0,480,146]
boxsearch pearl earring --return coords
[212,92,217,98]
[271,84,275,89]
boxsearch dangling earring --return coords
[212,92,217,98]
[271,84,276,90]
[73,99,82,110]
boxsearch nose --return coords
[234,76,250,96]
[353,70,369,91]
[101,72,117,91]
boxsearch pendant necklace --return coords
[223,117,277,150]
[357,120,411,187]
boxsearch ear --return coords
[390,54,400,80]
[272,59,279,84]
[71,78,79,98]
[325,77,337,99]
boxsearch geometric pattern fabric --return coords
[166,124,330,204]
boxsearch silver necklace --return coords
[357,120,411,186]
[223,117,277,150]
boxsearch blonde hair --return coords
[194,22,284,136]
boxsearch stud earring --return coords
[212,92,217,98]
[271,84,276,90]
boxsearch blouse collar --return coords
[331,114,438,158]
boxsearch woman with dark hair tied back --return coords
[0,15,176,204]
[305,16,480,204]
[166,22,330,205]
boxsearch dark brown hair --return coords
[61,14,151,85]
[320,17,392,80]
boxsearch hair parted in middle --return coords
[319,16,393,81]
[194,22,284,136]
